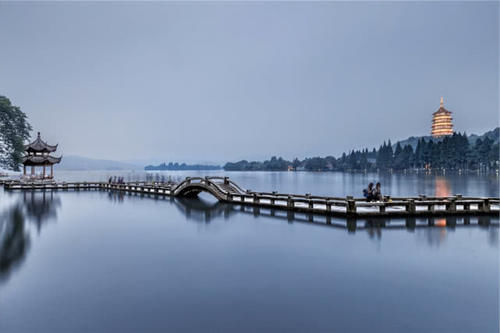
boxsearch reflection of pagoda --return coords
[22,132,62,179]
[431,97,453,138]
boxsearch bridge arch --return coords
[172,177,238,201]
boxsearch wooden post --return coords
[407,199,416,214]
[287,196,293,209]
[253,193,259,204]
[308,200,313,209]
[23,165,26,176]
[448,197,457,212]
[481,199,490,213]
[42,165,46,178]
[429,203,435,212]
[326,202,332,213]
[50,164,54,178]
[31,166,35,176]
[346,196,356,215]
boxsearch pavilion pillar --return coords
[23,165,26,176]
[51,164,54,178]
[43,165,46,178]
[31,166,35,176]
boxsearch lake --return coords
[0,171,498,333]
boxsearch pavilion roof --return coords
[25,132,58,153]
[22,155,62,166]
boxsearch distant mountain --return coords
[145,162,221,171]
[468,127,499,146]
[58,155,142,171]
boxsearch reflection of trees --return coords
[0,191,61,284]
[0,204,30,283]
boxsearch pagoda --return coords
[431,97,454,137]
[22,132,62,179]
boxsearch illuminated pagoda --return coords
[22,132,62,179]
[431,97,454,137]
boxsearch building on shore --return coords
[22,132,62,179]
[431,97,454,137]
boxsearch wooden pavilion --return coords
[22,132,62,179]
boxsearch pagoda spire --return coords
[440,96,444,108]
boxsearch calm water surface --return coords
[0,172,498,332]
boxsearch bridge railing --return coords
[2,178,498,216]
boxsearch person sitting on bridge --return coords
[373,182,382,201]
[363,183,374,201]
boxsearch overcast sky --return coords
[0,2,498,163]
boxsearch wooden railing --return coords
[2,178,499,217]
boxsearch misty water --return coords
[0,171,498,333]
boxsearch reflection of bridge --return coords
[170,196,498,231]
[3,176,500,218]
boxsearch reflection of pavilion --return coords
[22,191,61,232]
[0,191,61,284]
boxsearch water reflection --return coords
[22,191,61,233]
[0,191,61,283]
[0,204,30,283]
[163,195,498,247]
[0,189,497,286]
[435,176,451,197]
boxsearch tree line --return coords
[224,131,499,172]
[0,96,32,171]
[145,162,221,171]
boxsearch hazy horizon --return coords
[0,1,498,164]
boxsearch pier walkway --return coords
[1,176,499,218]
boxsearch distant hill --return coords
[58,155,142,171]
[145,162,221,171]
[468,127,499,146]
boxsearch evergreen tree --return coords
[0,96,32,171]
